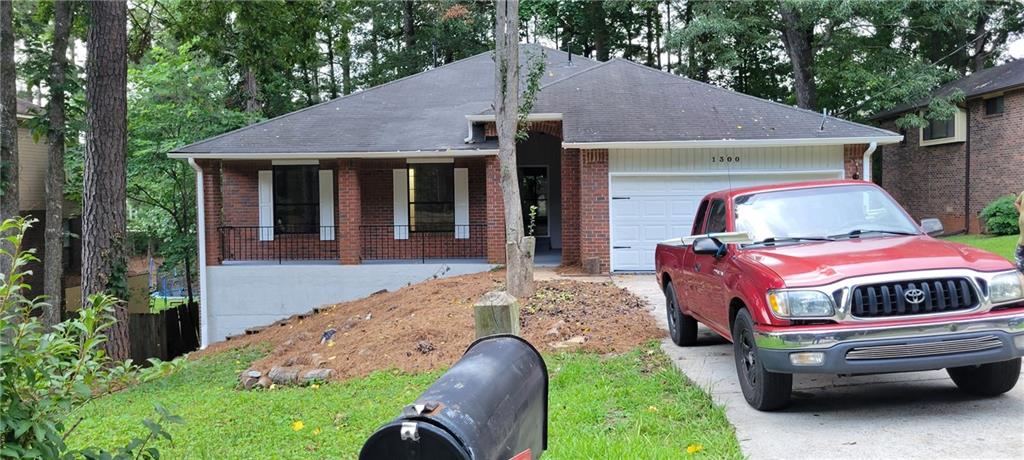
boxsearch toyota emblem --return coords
[904,288,926,304]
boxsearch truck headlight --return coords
[767,290,835,318]
[989,271,1024,304]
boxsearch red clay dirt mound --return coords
[197,271,662,383]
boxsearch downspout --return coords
[187,158,210,349]
[861,141,877,182]
[964,106,971,234]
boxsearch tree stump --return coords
[474,291,521,338]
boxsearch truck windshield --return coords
[734,185,920,245]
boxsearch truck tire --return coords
[732,309,792,411]
[947,358,1021,396]
[664,283,698,346]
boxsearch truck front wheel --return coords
[732,309,792,411]
[947,358,1021,396]
[664,282,698,346]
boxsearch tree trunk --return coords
[342,42,352,95]
[242,67,261,113]
[494,0,533,298]
[778,5,818,110]
[0,0,19,270]
[403,0,415,49]
[83,0,130,361]
[664,0,671,71]
[645,6,655,67]
[42,0,73,327]
[587,0,608,61]
[325,28,339,99]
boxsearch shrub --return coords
[979,195,1020,236]
[0,217,183,458]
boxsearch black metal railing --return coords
[360,224,487,262]
[218,226,338,263]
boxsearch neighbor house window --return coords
[408,163,454,232]
[922,117,954,141]
[273,165,320,233]
[985,96,1004,115]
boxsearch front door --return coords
[519,166,549,242]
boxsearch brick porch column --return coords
[580,149,609,274]
[561,148,581,266]
[199,159,222,266]
[337,160,361,264]
[485,155,506,264]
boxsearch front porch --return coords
[199,127,579,268]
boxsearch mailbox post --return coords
[360,334,548,460]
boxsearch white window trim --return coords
[919,108,967,147]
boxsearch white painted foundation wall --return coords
[205,262,494,344]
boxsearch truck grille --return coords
[849,278,978,318]
[846,335,1003,360]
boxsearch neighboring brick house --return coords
[872,59,1024,234]
[170,45,900,346]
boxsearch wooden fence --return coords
[129,302,200,363]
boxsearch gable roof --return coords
[172,47,899,158]
[171,45,599,156]
[16,98,41,117]
[520,59,898,146]
[873,59,1024,120]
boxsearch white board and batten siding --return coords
[609,145,845,272]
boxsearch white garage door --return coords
[608,146,845,271]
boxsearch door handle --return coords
[694,263,702,273]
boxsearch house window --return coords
[519,167,549,237]
[408,163,454,232]
[985,96,1004,115]
[273,165,320,233]
[922,117,955,141]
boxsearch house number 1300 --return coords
[711,156,740,163]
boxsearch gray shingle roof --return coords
[521,59,898,143]
[16,98,41,116]
[174,48,897,157]
[173,45,599,155]
[872,59,1024,120]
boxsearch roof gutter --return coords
[861,141,877,181]
[562,136,903,149]
[187,158,210,349]
[167,149,499,160]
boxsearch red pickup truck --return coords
[654,180,1024,410]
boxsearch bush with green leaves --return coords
[0,218,183,459]
[979,195,1020,236]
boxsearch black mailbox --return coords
[360,334,548,460]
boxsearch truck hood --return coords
[738,235,1014,287]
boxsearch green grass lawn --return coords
[69,343,741,459]
[942,234,1018,261]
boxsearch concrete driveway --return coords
[614,274,1024,460]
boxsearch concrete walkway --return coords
[614,274,1024,460]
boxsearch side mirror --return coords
[920,218,944,237]
[692,237,727,258]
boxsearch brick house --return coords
[170,46,901,346]
[872,59,1024,234]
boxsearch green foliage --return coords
[516,49,547,141]
[943,234,1018,262]
[526,205,539,236]
[0,218,184,459]
[980,195,1021,236]
[69,342,741,458]
[125,41,258,297]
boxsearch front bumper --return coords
[755,311,1024,374]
